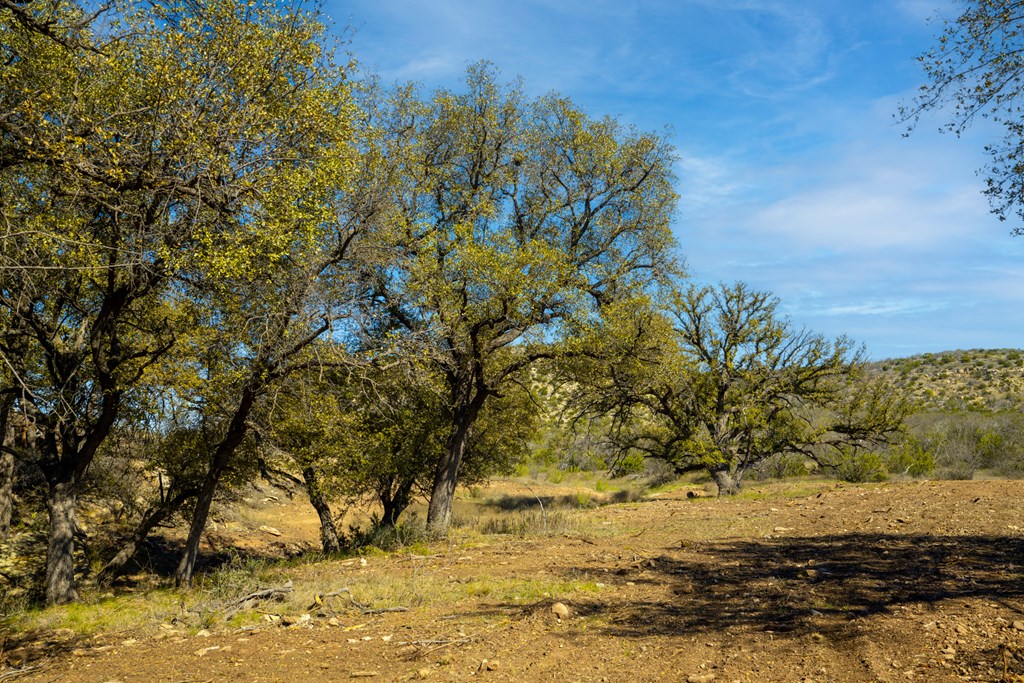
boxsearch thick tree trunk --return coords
[711,467,741,497]
[427,376,489,533]
[302,466,341,554]
[0,450,13,540]
[426,422,470,534]
[97,486,195,585]
[44,476,79,605]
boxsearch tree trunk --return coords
[0,450,13,540]
[379,477,414,528]
[302,466,341,554]
[711,467,741,497]
[97,486,195,585]
[174,387,256,587]
[174,464,221,587]
[44,475,79,605]
[426,423,469,534]
[0,392,16,540]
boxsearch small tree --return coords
[568,283,907,495]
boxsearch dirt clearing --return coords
[4,479,1024,682]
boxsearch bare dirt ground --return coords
[5,478,1024,682]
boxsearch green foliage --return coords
[883,438,936,478]
[835,450,889,484]
[869,348,1024,411]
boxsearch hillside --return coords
[869,348,1024,412]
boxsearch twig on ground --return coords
[0,664,43,681]
[398,621,507,660]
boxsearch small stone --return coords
[551,602,570,621]
[258,525,282,537]
[281,615,299,626]
[417,669,432,679]
[1013,620,1024,631]
[801,569,819,579]
[687,674,716,683]
[328,617,340,627]
[350,672,378,678]
[195,629,212,638]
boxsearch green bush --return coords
[836,451,888,483]
[883,439,935,478]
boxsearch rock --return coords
[195,629,212,638]
[417,669,433,679]
[349,672,378,678]
[328,617,340,627]
[281,615,298,626]
[801,569,819,579]
[687,674,716,683]
[1013,620,1024,631]
[551,602,570,621]
[258,525,282,537]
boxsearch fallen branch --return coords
[228,580,293,611]
[319,588,409,615]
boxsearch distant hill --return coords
[868,349,1024,412]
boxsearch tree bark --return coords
[97,486,195,585]
[0,392,16,540]
[711,466,741,497]
[0,450,13,540]
[302,466,341,554]
[44,475,79,604]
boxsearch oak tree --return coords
[0,0,357,601]
[568,283,907,495]
[366,65,679,531]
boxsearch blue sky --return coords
[326,0,1024,359]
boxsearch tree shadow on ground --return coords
[544,533,1024,640]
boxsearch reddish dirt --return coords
[6,479,1024,682]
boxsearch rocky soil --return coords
[3,479,1024,682]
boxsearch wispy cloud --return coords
[812,300,949,317]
